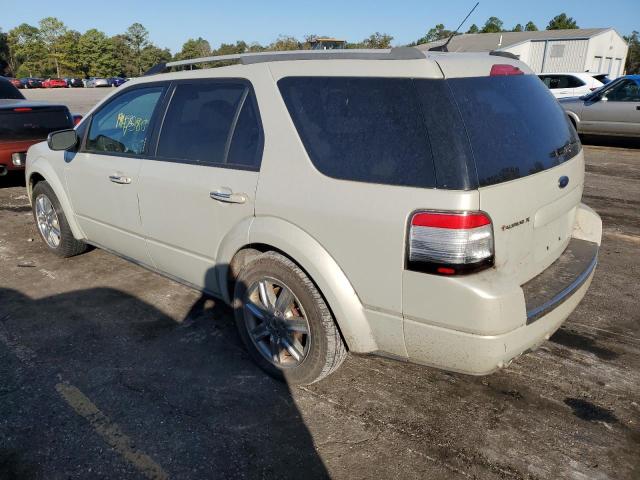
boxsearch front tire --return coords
[233,251,347,385]
[32,181,87,257]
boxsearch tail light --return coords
[408,211,494,275]
[490,64,524,76]
[73,114,83,126]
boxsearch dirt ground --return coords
[1,88,639,479]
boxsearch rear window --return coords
[279,75,580,190]
[447,75,580,186]
[0,108,72,140]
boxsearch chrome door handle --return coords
[210,188,247,204]
[109,174,131,184]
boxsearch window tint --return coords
[157,82,245,164]
[447,75,580,187]
[278,77,437,189]
[0,78,25,99]
[604,79,640,102]
[567,76,586,88]
[227,93,262,168]
[86,87,163,155]
[0,108,72,140]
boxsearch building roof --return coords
[416,28,612,53]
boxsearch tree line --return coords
[0,13,637,79]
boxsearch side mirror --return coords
[47,129,78,151]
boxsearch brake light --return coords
[490,64,524,76]
[73,115,83,126]
[408,211,494,275]
[13,107,32,112]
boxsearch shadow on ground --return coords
[0,172,26,189]
[0,286,328,479]
[581,135,640,149]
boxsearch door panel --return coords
[137,80,264,294]
[65,85,165,263]
[138,162,258,293]
[581,80,640,135]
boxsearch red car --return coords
[6,78,23,89]
[0,77,76,177]
[42,78,67,88]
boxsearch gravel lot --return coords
[1,89,639,479]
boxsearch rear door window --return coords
[156,82,249,166]
[278,77,437,189]
[85,87,164,155]
[0,108,72,140]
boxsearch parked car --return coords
[42,78,68,89]
[86,77,110,88]
[3,77,23,89]
[20,77,43,89]
[0,77,75,177]
[538,73,603,99]
[25,49,602,385]
[65,77,84,88]
[108,77,127,87]
[560,75,640,137]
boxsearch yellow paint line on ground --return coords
[55,382,168,480]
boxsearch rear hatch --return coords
[0,104,73,142]
[445,74,583,283]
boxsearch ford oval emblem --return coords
[558,176,569,189]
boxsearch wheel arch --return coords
[566,110,580,131]
[217,216,378,353]
[28,161,84,240]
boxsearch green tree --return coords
[125,23,150,75]
[176,37,212,60]
[269,35,301,51]
[0,29,9,75]
[140,45,171,73]
[58,30,81,75]
[481,17,504,33]
[525,21,539,31]
[38,17,67,77]
[361,32,393,49]
[78,29,118,77]
[7,23,45,77]
[416,24,451,44]
[512,24,524,32]
[624,31,640,74]
[466,24,479,34]
[546,13,578,30]
[110,34,135,77]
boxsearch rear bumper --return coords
[400,203,602,375]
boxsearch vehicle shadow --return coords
[0,171,26,189]
[0,285,329,479]
[581,135,640,149]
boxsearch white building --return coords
[418,28,629,78]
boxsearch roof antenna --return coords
[429,2,479,52]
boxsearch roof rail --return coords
[144,47,425,76]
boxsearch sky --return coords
[1,0,638,53]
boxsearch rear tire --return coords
[233,251,347,385]
[32,181,87,258]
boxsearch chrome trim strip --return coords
[526,253,598,322]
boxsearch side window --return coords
[226,92,262,168]
[605,80,640,102]
[567,76,586,88]
[156,82,246,165]
[539,75,552,87]
[86,87,164,155]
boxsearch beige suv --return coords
[26,48,602,385]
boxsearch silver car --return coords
[560,75,640,137]
[25,49,602,384]
[86,77,110,88]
